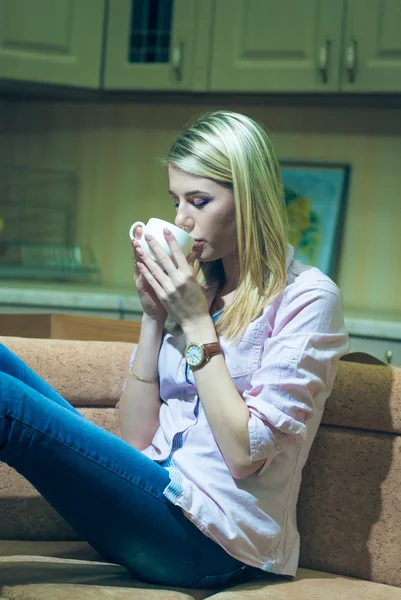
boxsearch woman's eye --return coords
[173,198,209,209]
[193,198,209,208]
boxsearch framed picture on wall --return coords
[280,161,351,277]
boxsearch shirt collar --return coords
[286,244,294,271]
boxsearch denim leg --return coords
[0,372,246,588]
[0,343,78,414]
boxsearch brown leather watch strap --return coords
[203,342,222,361]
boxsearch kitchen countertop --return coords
[0,281,142,316]
[342,308,401,340]
[0,282,400,340]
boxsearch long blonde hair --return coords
[165,111,288,342]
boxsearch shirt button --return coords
[274,443,281,452]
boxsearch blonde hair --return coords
[165,110,288,341]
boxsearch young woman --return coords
[0,111,349,590]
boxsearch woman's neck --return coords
[210,289,237,315]
[221,252,240,295]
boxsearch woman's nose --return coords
[175,206,194,233]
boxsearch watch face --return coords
[185,343,204,367]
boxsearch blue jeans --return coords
[0,343,254,589]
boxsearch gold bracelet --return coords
[129,366,158,384]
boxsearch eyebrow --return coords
[168,190,212,197]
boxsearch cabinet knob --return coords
[172,42,184,82]
[385,350,393,365]
[318,38,331,83]
[346,39,357,83]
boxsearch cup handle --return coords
[129,221,146,241]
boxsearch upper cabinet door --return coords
[341,0,401,92]
[0,0,105,88]
[103,0,197,90]
[209,0,344,92]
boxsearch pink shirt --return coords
[126,245,350,575]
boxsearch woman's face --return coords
[168,166,237,262]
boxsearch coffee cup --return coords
[129,218,194,259]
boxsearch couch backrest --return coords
[298,361,401,588]
[1,337,401,588]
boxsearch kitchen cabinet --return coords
[0,304,141,322]
[210,0,344,92]
[0,0,105,88]
[341,0,401,92]
[103,0,209,91]
[349,335,401,366]
[0,313,141,342]
[0,0,400,93]
[209,0,401,93]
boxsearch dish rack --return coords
[0,242,101,282]
[0,165,100,282]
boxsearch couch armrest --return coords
[0,336,134,407]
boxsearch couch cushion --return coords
[298,426,401,587]
[0,337,133,407]
[209,568,401,599]
[3,555,401,600]
[2,585,199,600]
[0,560,206,600]
[0,554,215,600]
[0,541,103,560]
[323,361,401,434]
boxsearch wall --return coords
[0,95,400,315]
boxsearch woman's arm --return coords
[118,314,164,450]
[134,232,263,476]
[182,282,350,480]
[183,317,265,480]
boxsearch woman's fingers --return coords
[187,246,201,266]
[162,230,193,272]
[137,262,166,300]
[132,240,145,279]
[132,240,140,263]
[143,234,178,279]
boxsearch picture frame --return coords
[280,161,351,277]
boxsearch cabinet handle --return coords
[318,38,331,83]
[385,350,393,365]
[346,39,357,83]
[172,42,184,82]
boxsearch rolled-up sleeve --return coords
[244,280,350,474]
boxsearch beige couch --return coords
[1,336,401,600]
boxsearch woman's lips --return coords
[193,239,203,249]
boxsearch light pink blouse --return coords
[125,245,350,575]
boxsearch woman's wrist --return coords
[141,312,166,333]
[182,315,217,343]
[137,313,165,353]
[131,313,165,382]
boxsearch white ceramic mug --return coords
[129,218,194,259]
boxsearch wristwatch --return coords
[184,342,222,369]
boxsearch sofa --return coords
[1,335,401,600]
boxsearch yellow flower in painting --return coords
[286,196,312,248]
[284,188,321,264]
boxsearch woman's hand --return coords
[135,228,209,330]
[132,227,167,324]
